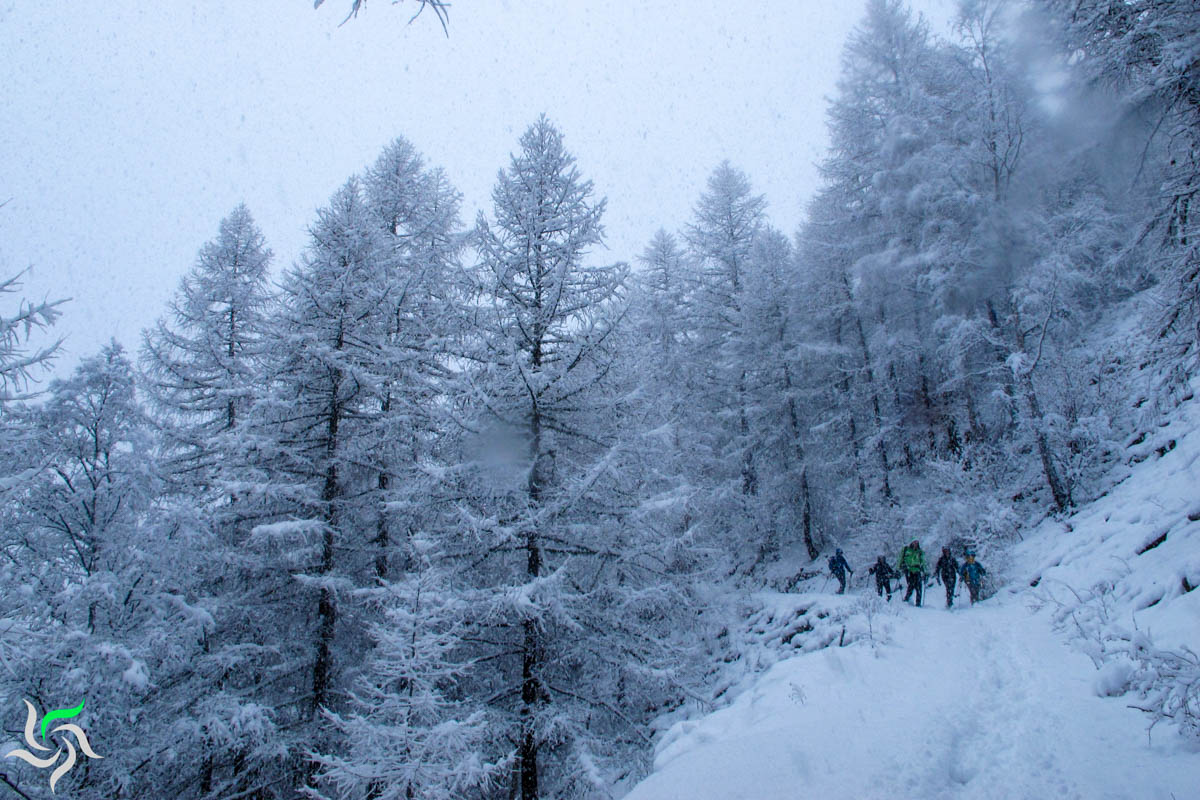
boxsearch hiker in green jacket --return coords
[897,540,928,607]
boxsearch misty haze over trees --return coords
[1,0,1198,797]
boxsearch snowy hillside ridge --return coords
[1014,379,1200,650]
[1013,378,1200,742]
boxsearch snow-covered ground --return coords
[627,597,1196,799]
[627,384,1200,799]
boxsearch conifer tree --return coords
[141,204,274,488]
[459,116,681,798]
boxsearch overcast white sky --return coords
[0,0,955,377]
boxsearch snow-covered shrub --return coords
[1108,630,1200,743]
[1040,579,1200,743]
[847,593,898,651]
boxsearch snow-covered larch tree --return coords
[682,162,771,566]
[626,229,702,566]
[312,547,496,800]
[0,343,226,798]
[228,177,398,791]
[360,137,463,581]
[457,116,683,798]
[141,204,274,490]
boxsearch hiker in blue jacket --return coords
[828,548,853,594]
[960,549,987,604]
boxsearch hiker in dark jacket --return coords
[897,540,927,606]
[960,550,987,604]
[935,546,959,608]
[868,555,897,600]
[828,548,853,594]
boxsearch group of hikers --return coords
[825,540,987,608]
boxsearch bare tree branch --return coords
[313,0,450,34]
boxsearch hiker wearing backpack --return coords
[934,546,959,608]
[828,548,853,594]
[868,555,898,600]
[897,540,927,607]
[960,549,987,604]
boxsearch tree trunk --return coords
[374,469,389,580]
[307,349,343,789]
[312,338,344,714]
[964,378,982,445]
[890,360,914,469]
[1000,301,1070,512]
[843,274,892,501]
[227,302,238,431]
[313,436,338,713]
[1010,312,1070,512]
[833,319,867,516]
[374,392,392,581]
[519,610,540,800]
[783,364,818,560]
[985,300,1019,431]
[918,354,937,455]
[1019,369,1070,512]
[200,757,213,796]
[520,465,543,798]
[738,370,757,495]
[519,328,545,799]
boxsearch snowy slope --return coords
[626,598,1196,800]
[1011,385,1200,651]
[626,388,1200,800]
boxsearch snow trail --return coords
[627,593,1198,800]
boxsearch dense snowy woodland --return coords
[2,1,1199,797]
